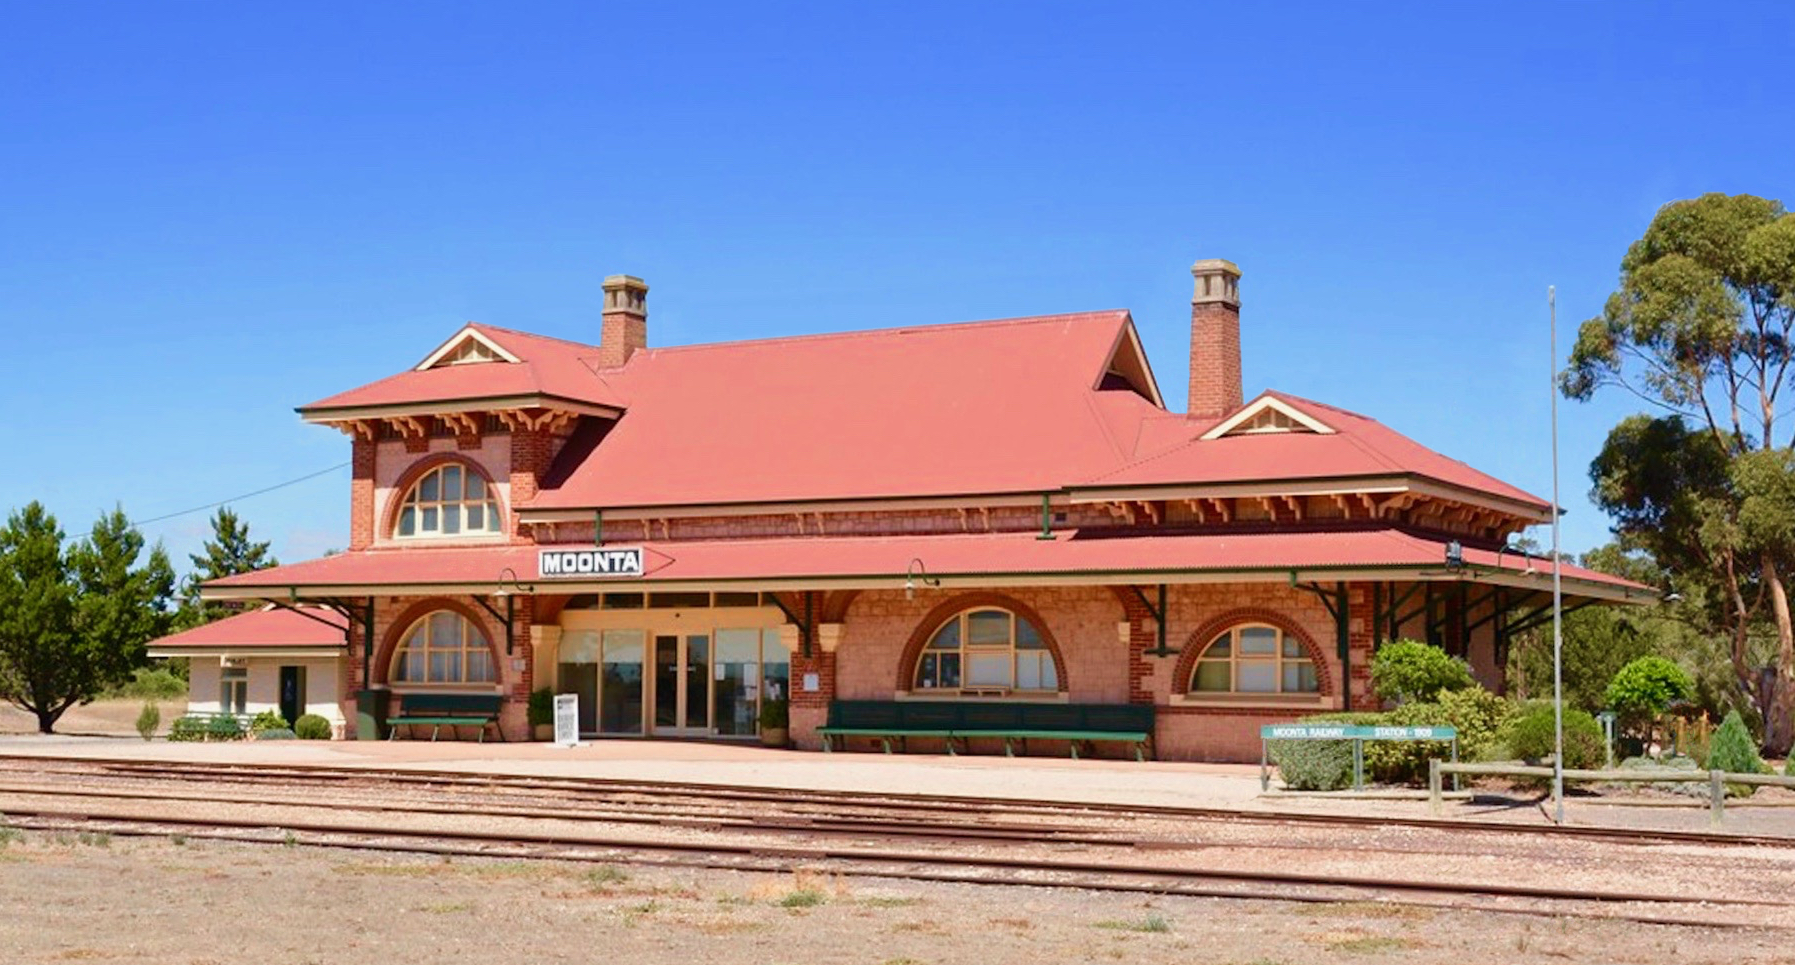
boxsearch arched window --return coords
[1189,624,1317,695]
[391,611,497,685]
[914,608,1057,694]
[395,463,501,538]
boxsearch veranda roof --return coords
[201,528,1651,603]
[146,605,348,658]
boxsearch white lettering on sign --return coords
[538,546,645,579]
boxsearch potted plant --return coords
[758,697,789,748]
[527,687,555,741]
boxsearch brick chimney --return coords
[1188,258,1242,420]
[598,274,648,369]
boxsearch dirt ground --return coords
[0,699,187,737]
[0,834,1782,965]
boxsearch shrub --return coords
[1604,656,1694,735]
[759,697,789,730]
[293,714,332,740]
[1364,687,1515,784]
[1498,703,1604,770]
[205,715,246,741]
[249,709,288,733]
[135,702,160,741]
[527,687,555,729]
[1370,640,1475,704]
[167,715,206,742]
[255,728,297,740]
[1707,710,1766,795]
[1266,712,1384,791]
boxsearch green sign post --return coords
[1258,724,1460,792]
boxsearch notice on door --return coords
[553,693,579,747]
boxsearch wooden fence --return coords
[1429,760,1795,826]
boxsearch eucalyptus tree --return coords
[1564,192,1795,751]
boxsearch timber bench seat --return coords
[818,700,1154,760]
[386,693,504,742]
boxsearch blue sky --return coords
[2,2,1790,576]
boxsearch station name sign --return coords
[1259,724,1458,741]
[538,546,645,579]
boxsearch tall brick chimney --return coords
[598,274,648,369]
[1188,258,1242,420]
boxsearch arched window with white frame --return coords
[913,607,1058,695]
[390,611,498,686]
[394,462,502,539]
[1188,624,1318,695]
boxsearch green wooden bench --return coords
[818,700,1154,760]
[386,693,505,742]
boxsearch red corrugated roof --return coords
[1083,391,1550,510]
[299,310,1545,516]
[301,324,627,413]
[529,311,1158,508]
[204,529,1647,596]
[146,606,347,649]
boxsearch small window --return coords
[1189,624,1318,696]
[219,667,248,715]
[395,463,502,539]
[391,611,497,686]
[913,608,1057,694]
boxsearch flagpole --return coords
[1550,285,1565,826]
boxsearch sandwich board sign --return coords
[553,693,579,747]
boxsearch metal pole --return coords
[1550,285,1566,826]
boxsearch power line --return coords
[132,462,349,527]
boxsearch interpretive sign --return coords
[538,546,645,579]
[553,693,579,747]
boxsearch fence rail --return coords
[1428,760,1795,826]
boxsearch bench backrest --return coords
[825,700,1155,734]
[396,693,504,716]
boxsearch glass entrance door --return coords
[651,633,712,735]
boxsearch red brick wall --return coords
[599,312,646,369]
[1189,300,1243,419]
[349,436,375,551]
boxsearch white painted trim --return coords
[415,326,522,370]
[147,648,344,659]
[1200,396,1336,439]
[302,395,623,422]
[1094,320,1166,409]
[1167,693,1340,711]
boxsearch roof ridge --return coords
[625,310,1131,360]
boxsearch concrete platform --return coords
[0,734,1266,809]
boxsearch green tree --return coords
[176,507,276,628]
[1564,192,1795,753]
[0,504,174,733]
[1604,656,1694,744]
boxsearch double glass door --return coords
[652,634,710,736]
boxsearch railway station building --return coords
[163,259,1649,759]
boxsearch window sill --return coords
[390,684,503,694]
[894,690,1070,703]
[1168,693,1337,711]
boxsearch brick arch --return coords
[1170,607,1335,698]
[894,592,1069,693]
[379,453,510,542]
[374,597,505,689]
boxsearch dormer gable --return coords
[1200,395,1336,440]
[415,326,522,370]
[1093,318,1165,407]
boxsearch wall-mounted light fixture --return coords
[904,558,940,601]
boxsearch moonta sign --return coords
[537,547,646,579]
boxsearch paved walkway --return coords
[0,734,1266,809]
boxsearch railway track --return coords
[0,752,1791,930]
[7,753,1792,851]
